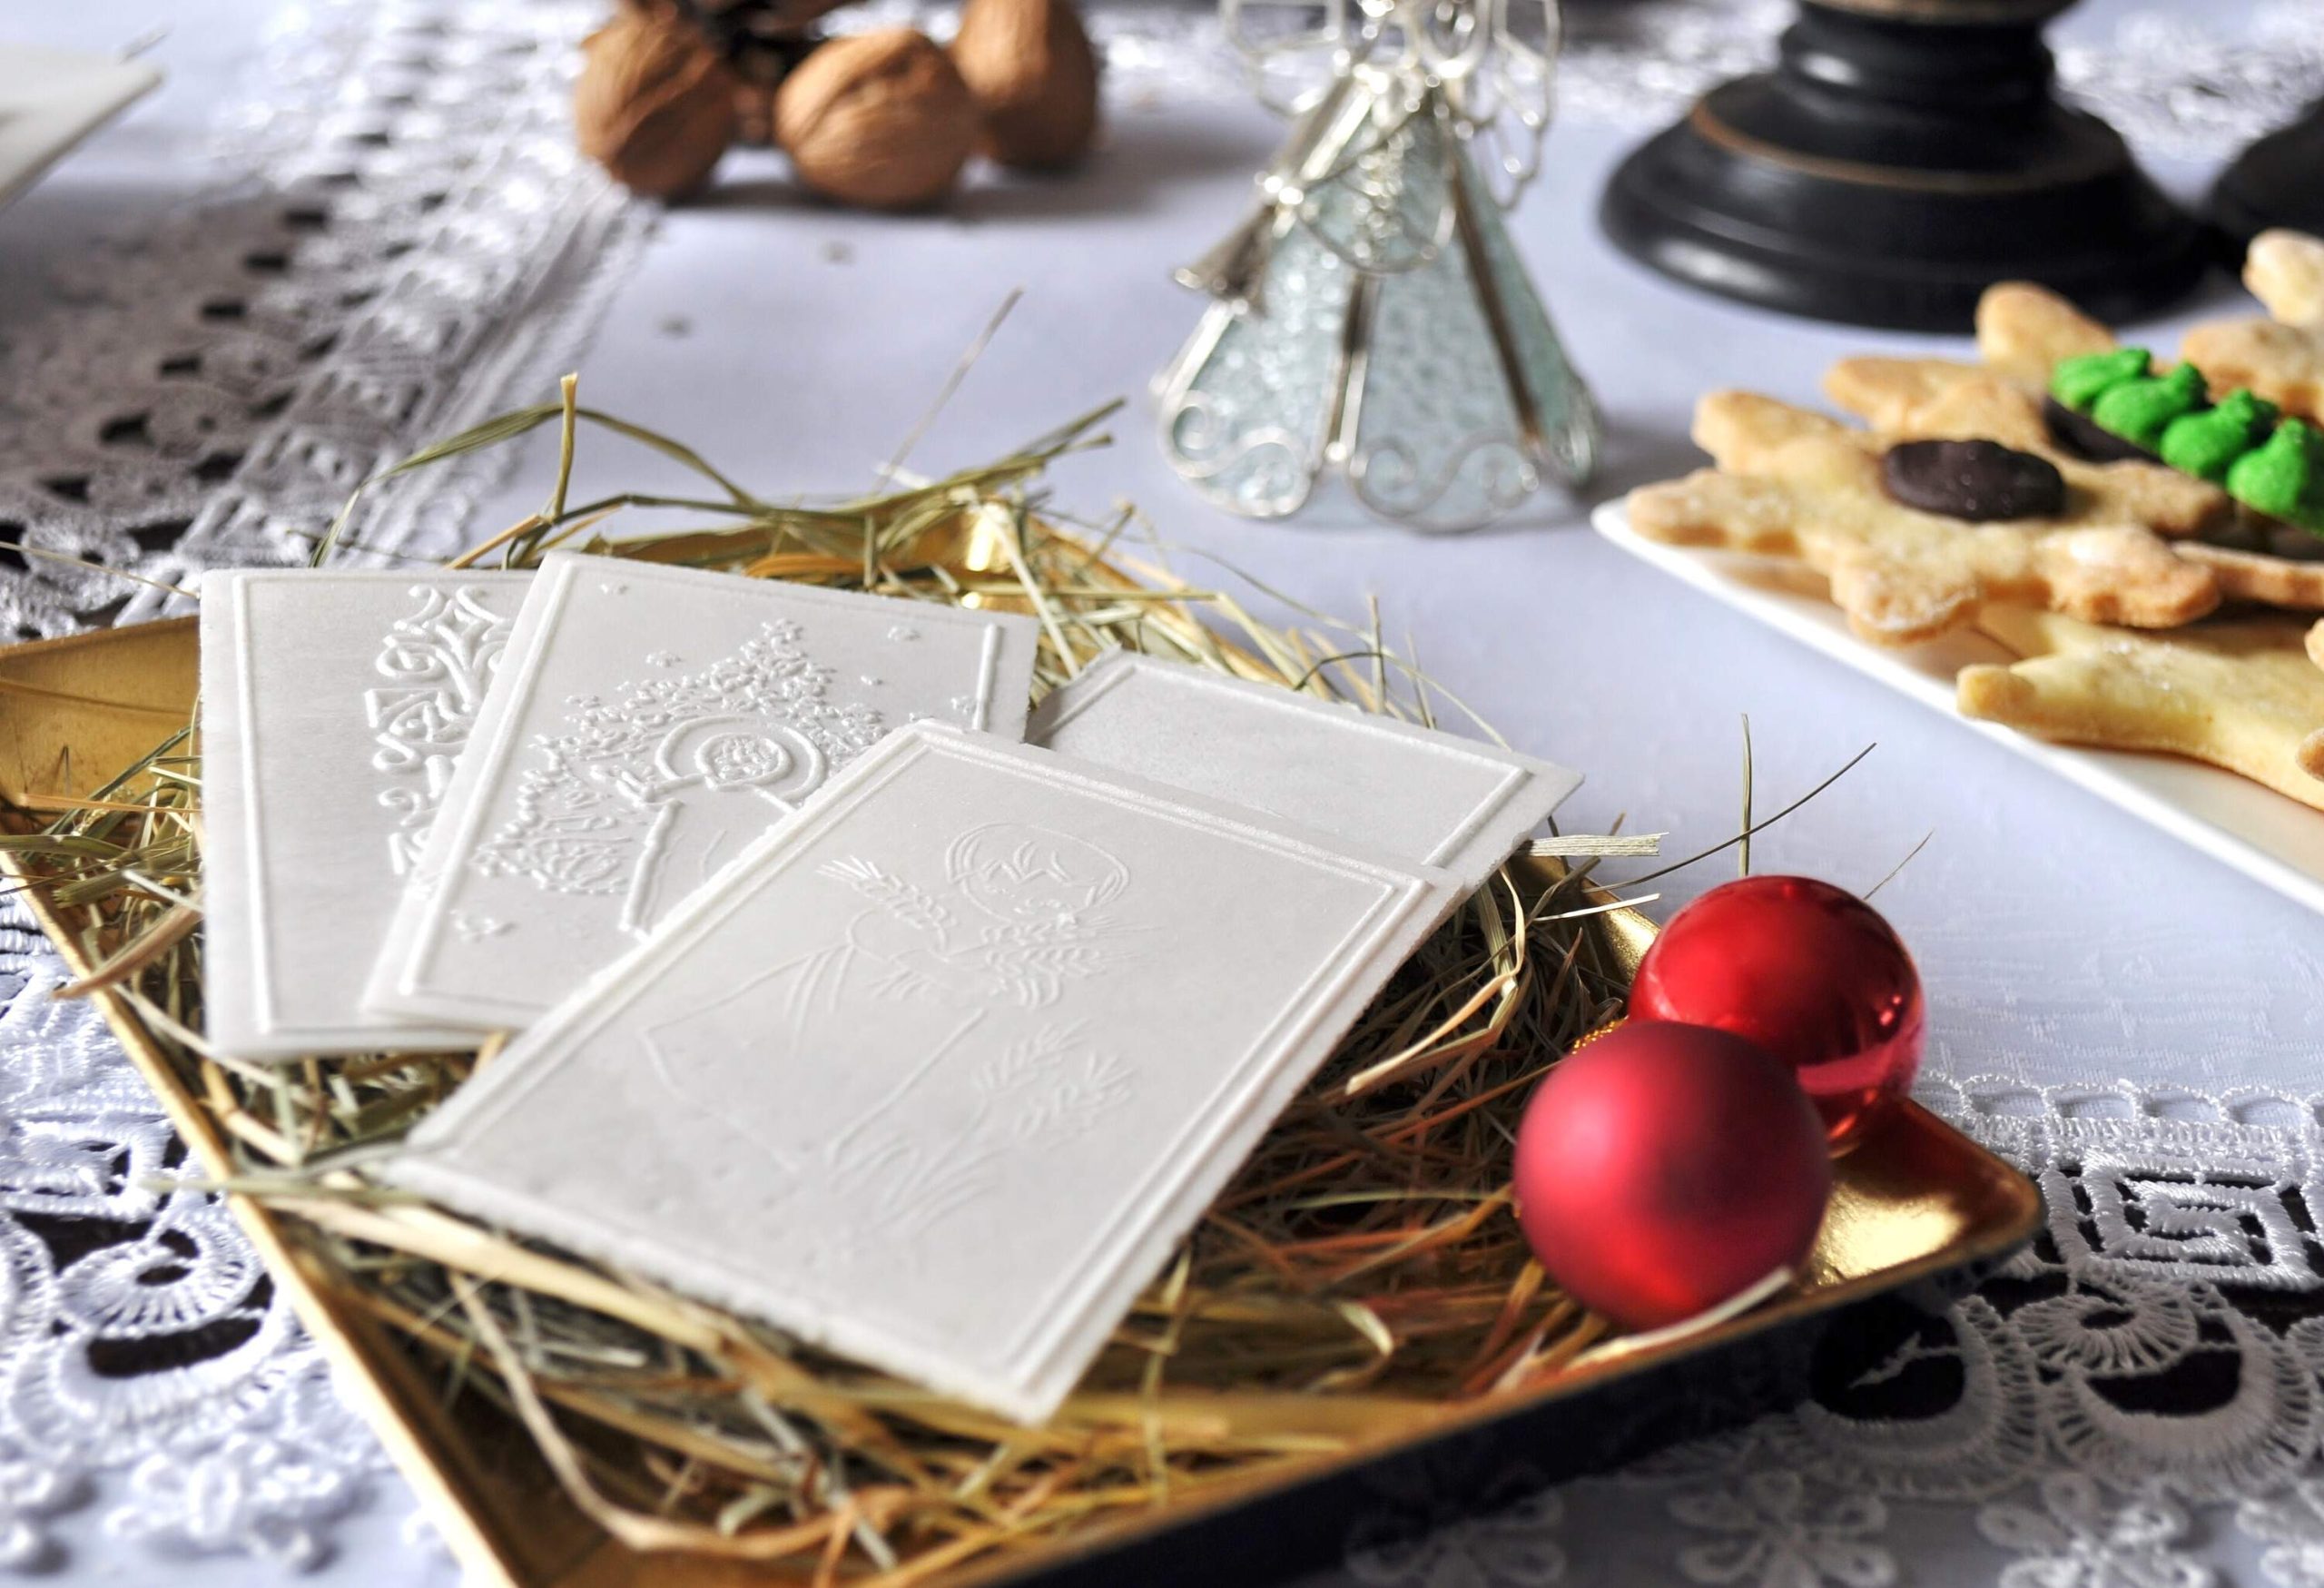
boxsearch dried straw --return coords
[5,390,1656,1583]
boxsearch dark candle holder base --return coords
[1600,0,2208,332]
[2213,96,2324,245]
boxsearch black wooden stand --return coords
[1600,0,2207,331]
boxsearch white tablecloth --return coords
[6,2,2324,1583]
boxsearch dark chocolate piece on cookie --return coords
[2043,395,2161,463]
[1882,439,2068,522]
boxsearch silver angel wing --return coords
[1223,0,1376,116]
[1448,0,1560,206]
[1221,0,1561,210]
[1185,73,1464,309]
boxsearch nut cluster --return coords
[573,0,1101,209]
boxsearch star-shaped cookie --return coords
[1628,394,2220,645]
[1815,281,2117,419]
[1714,381,2224,538]
[1823,268,2324,613]
[2177,541,2324,609]
[2181,230,2324,427]
[1819,281,2230,538]
[1958,604,2324,807]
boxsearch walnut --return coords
[575,5,739,198]
[773,29,978,211]
[950,0,1099,170]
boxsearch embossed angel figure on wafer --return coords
[638,824,1140,1247]
[471,621,882,935]
[1155,0,1597,531]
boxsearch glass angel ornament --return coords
[1155,0,1600,532]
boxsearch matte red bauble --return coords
[1630,874,1924,1150]
[1512,1021,1832,1331]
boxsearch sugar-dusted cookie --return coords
[2181,231,2324,426]
[2177,541,2324,608]
[2248,229,2324,324]
[1959,605,2324,804]
[1807,374,2226,537]
[1975,282,2117,383]
[1691,390,1848,458]
[1626,252,2324,814]
[1629,424,2219,645]
[1821,357,1984,429]
[2180,321,2320,420]
[1817,281,2113,416]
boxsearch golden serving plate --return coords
[0,617,2040,1588]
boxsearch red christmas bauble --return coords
[1630,874,1924,1150]
[1512,1021,1831,1331]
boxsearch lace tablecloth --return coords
[5,0,2324,1582]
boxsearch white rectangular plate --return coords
[1592,500,2324,916]
[1028,651,1581,894]
[367,554,1041,1031]
[0,44,161,212]
[200,571,532,1057]
[390,725,1456,1422]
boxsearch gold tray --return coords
[0,617,2042,1588]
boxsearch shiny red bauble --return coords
[1630,874,1924,1150]
[1512,1021,1831,1330]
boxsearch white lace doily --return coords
[0,908,389,1572]
[0,0,645,642]
[1339,1073,2324,1588]
[1075,0,2324,163]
